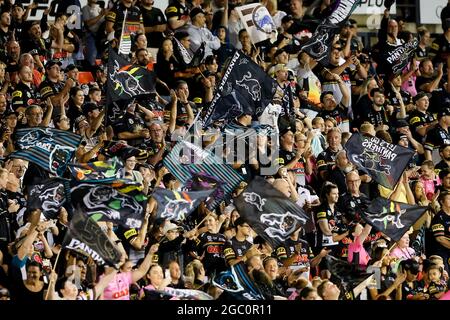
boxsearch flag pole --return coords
[118,9,128,55]
[45,249,62,300]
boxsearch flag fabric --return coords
[201,50,277,128]
[101,140,150,162]
[63,209,122,268]
[27,178,70,220]
[143,287,213,300]
[173,38,205,68]
[212,262,265,300]
[363,197,428,242]
[345,133,415,189]
[152,188,214,221]
[233,176,312,249]
[107,47,156,103]
[380,38,419,77]
[302,0,361,65]
[118,9,132,55]
[70,183,146,229]
[235,3,277,44]
[69,157,122,183]
[164,140,243,210]
[10,128,81,176]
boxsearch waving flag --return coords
[234,176,312,249]
[70,184,146,229]
[380,38,419,77]
[143,287,213,300]
[345,133,415,189]
[302,0,361,65]
[27,178,70,219]
[63,208,122,268]
[364,197,428,242]
[235,3,277,44]
[201,50,277,128]
[153,188,214,221]
[213,262,265,300]
[163,140,244,210]
[107,47,156,104]
[11,128,81,176]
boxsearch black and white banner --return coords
[345,133,415,189]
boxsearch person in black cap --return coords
[186,7,220,58]
[393,118,424,156]
[424,106,450,161]
[408,91,436,143]
[39,59,75,108]
[223,217,253,267]
[11,3,27,40]
[165,0,189,31]
[20,20,51,68]
[65,64,80,86]
[112,99,150,147]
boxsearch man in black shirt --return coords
[165,0,190,31]
[138,0,166,48]
[316,127,342,181]
[106,0,144,44]
[223,217,253,266]
[113,101,150,147]
[408,92,437,143]
[431,191,450,272]
[39,60,75,108]
[359,88,390,130]
[424,107,450,161]
[11,65,40,112]
[435,144,450,172]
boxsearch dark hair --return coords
[400,258,420,275]
[70,86,83,98]
[55,276,70,295]
[370,87,384,97]
[320,182,338,204]
[135,48,148,57]
[298,287,317,300]
[238,29,247,38]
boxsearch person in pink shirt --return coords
[102,244,159,300]
[419,160,441,201]
[390,233,416,261]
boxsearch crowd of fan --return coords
[0,0,449,301]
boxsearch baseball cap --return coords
[82,102,101,115]
[413,91,431,104]
[279,125,293,137]
[438,107,450,119]
[190,7,205,19]
[65,64,79,72]
[45,59,62,70]
[162,221,183,235]
[320,91,334,103]
[394,119,409,128]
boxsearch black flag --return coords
[363,197,428,242]
[106,47,156,124]
[27,178,69,220]
[345,133,415,189]
[380,38,418,77]
[302,0,361,65]
[70,184,146,229]
[62,209,122,268]
[201,50,277,128]
[233,176,311,249]
[152,188,214,221]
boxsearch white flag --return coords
[236,3,278,44]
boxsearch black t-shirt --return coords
[408,109,435,142]
[223,237,252,265]
[401,280,425,300]
[430,34,450,64]
[106,3,143,40]
[113,112,147,147]
[424,125,450,152]
[316,147,338,179]
[139,5,166,48]
[430,210,450,255]
[11,81,40,111]
[275,238,314,269]
[317,103,348,127]
[360,107,389,128]
[39,78,64,101]
[164,0,189,30]
[195,231,227,275]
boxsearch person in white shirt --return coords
[186,7,220,59]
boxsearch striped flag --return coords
[118,9,132,55]
[235,3,277,44]
[163,140,244,210]
[10,128,81,176]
